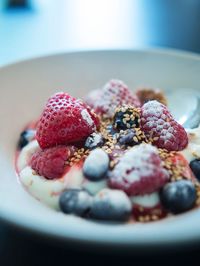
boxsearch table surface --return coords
[1,1,200,265]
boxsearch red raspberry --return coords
[108,144,169,195]
[140,100,188,151]
[36,92,100,149]
[85,80,140,118]
[30,145,76,179]
[132,203,166,222]
[164,152,195,181]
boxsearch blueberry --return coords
[83,149,109,181]
[89,189,132,221]
[18,129,35,149]
[85,133,104,150]
[160,180,197,214]
[114,112,127,130]
[190,159,200,181]
[59,189,93,217]
[113,106,140,130]
[118,129,139,146]
[106,124,118,136]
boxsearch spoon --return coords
[167,88,200,129]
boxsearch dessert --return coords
[16,79,200,222]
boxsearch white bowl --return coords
[1,49,200,249]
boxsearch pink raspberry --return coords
[85,79,140,118]
[108,144,169,196]
[30,145,76,179]
[164,152,195,181]
[140,100,188,151]
[36,92,100,149]
[84,89,102,111]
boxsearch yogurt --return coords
[17,126,200,211]
[181,125,200,162]
[17,140,107,209]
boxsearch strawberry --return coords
[140,100,188,151]
[36,92,100,149]
[85,79,140,118]
[30,145,76,179]
[108,144,169,196]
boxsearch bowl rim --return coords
[1,48,200,249]
[1,46,200,70]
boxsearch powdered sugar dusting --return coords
[100,80,127,117]
[98,79,140,117]
[141,101,173,140]
[111,144,158,184]
[141,100,188,151]
[84,89,102,109]
[89,133,102,147]
[109,143,169,195]
[142,100,165,118]
[81,109,95,128]
[96,188,132,211]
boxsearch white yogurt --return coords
[181,125,200,162]
[131,192,160,208]
[20,166,65,210]
[17,140,39,172]
[82,179,107,195]
[18,124,200,211]
[17,140,107,209]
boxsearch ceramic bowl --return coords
[1,49,200,249]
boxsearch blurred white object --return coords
[167,88,200,129]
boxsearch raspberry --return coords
[163,152,195,181]
[108,144,169,196]
[86,80,140,118]
[36,92,100,149]
[30,145,76,179]
[132,203,166,222]
[140,100,188,151]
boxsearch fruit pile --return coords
[18,79,200,222]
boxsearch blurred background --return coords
[0,0,200,66]
[1,0,200,265]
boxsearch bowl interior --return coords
[1,49,200,247]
